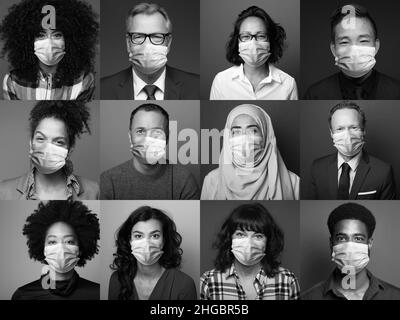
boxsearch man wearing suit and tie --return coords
[304,101,396,200]
[101,2,199,100]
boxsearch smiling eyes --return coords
[234,230,265,240]
[132,233,161,240]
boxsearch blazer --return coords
[100,65,199,99]
[303,71,400,99]
[303,151,396,200]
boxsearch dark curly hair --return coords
[226,6,286,66]
[328,202,376,239]
[29,101,91,148]
[22,201,100,267]
[213,203,284,278]
[0,0,99,84]
[111,206,182,300]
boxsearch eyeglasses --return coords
[126,32,171,45]
[238,33,268,42]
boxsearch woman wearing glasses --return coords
[210,6,297,100]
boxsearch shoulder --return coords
[275,267,298,282]
[200,268,222,283]
[270,65,295,83]
[101,160,132,178]
[214,65,240,80]
[169,269,195,286]
[166,65,199,82]
[11,279,41,300]
[366,153,392,170]
[204,168,219,181]
[101,68,131,84]
[300,280,326,300]
[312,153,336,167]
[75,176,99,198]
[376,71,400,86]
[304,73,340,98]
[171,164,195,179]
[78,277,100,289]
[376,277,400,298]
[0,175,24,199]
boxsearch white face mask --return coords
[131,238,164,266]
[334,45,376,78]
[129,42,168,75]
[29,142,68,174]
[130,136,166,165]
[44,243,79,274]
[231,237,266,266]
[332,130,364,157]
[239,40,271,68]
[230,134,264,168]
[34,38,66,66]
[332,242,370,274]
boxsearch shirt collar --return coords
[226,263,267,284]
[233,64,283,84]
[132,67,166,97]
[337,150,363,171]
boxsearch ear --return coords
[330,42,336,58]
[368,237,373,250]
[126,37,131,54]
[374,38,380,55]
[67,146,74,157]
[329,237,334,251]
[128,131,133,147]
[166,35,172,54]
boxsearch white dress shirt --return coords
[132,67,166,100]
[337,151,362,193]
[209,64,298,100]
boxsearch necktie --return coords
[143,84,157,100]
[338,162,351,199]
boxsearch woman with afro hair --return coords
[12,200,100,300]
[0,100,99,200]
[108,206,197,300]
[0,0,98,100]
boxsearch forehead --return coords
[46,222,75,237]
[333,219,368,236]
[231,114,258,127]
[331,108,362,126]
[132,219,163,233]
[35,117,67,136]
[239,16,266,33]
[131,110,166,128]
[334,17,375,39]
[127,12,168,33]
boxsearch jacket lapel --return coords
[117,67,134,99]
[349,152,370,199]
[328,154,338,199]
[164,66,182,99]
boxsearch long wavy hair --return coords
[213,203,284,277]
[110,206,182,300]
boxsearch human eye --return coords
[132,233,142,240]
[152,233,161,240]
[336,235,347,242]
[239,33,251,42]
[256,33,268,41]
[234,230,245,238]
[46,240,57,245]
[135,128,145,135]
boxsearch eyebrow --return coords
[133,126,165,131]
[231,125,259,129]
[46,234,75,239]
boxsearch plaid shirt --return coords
[3,70,94,101]
[200,264,300,300]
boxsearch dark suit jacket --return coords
[100,65,199,99]
[303,71,400,99]
[303,151,396,200]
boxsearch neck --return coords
[336,268,369,291]
[343,69,373,83]
[39,62,58,75]
[49,268,75,281]
[133,65,165,84]
[35,170,66,188]
[243,63,269,78]
[339,150,361,163]
[132,157,162,175]
[234,260,261,279]
[136,262,164,278]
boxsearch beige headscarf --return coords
[212,104,298,200]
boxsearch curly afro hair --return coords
[23,201,100,267]
[29,100,91,148]
[0,0,99,84]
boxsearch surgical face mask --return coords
[44,243,79,274]
[238,40,271,68]
[231,237,266,266]
[29,142,68,174]
[131,238,164,266]
[34,38,66,66]
[230,134,264,168]
[130,136,166,165]
[334,45,376,78]
[332,242,370,274]
[332,130,365,157]
[129,42,168,75]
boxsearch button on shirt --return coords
[132,67,166,100]
[337,151,362,193]
[210,64,298,100]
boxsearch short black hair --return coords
[327,202,376,239]
[23,201,100,267]
[129,103,169,141]
[226,6,286,66]
[213,203,284,278]
[111,206,182,300]
[29,101,91,148]
[328,100,366,130]
[330,3,378,42]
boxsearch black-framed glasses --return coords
[238,33,268,42]
[126,32,171,45]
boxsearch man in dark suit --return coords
[304,101,396,200]
[101,3,199,100]
[303,3,400,100]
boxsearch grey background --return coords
[100,100,200,187]
[0,200,101,300]
[300,100,400,199]
[200,200,300,282]
[0,0,100,100]
[100,0,200,78]
[300,0,400,97]
[200,101,300,186]
[300,200,400,292]
[0,100,100,183]
[99,200,200,300]
[200,0,300,99]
